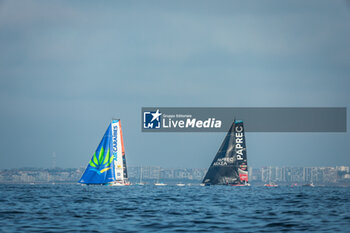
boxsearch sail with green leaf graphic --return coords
[79,119,128,184]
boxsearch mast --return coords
[140,166,143,184]
[202,120,248,185]
[119,120,128,182]
[157,167,160,183]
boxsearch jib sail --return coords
[202,120,248,185]
[79,119,128,185]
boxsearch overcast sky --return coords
[0,0,349,169]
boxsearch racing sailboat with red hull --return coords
[202,120,249,186]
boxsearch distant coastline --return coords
[0,166,349,186]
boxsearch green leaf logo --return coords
[89,147,114,171]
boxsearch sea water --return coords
[0,184,349,232]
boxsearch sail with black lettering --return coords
[79,119,130,186]
[202,120,249,186]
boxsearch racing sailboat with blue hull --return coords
[79,119,130,186]
[202,120,249,186]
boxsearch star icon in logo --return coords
[150,109,162,122]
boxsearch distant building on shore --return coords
[0,166,349,185]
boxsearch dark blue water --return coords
[0,184,350,232]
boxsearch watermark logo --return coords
[143,109,162,129]
[141,107,346,132]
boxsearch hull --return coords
[106,181,130,186]
[230,183,250,187]
[154,183,167,186]
[200,183,249,187]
